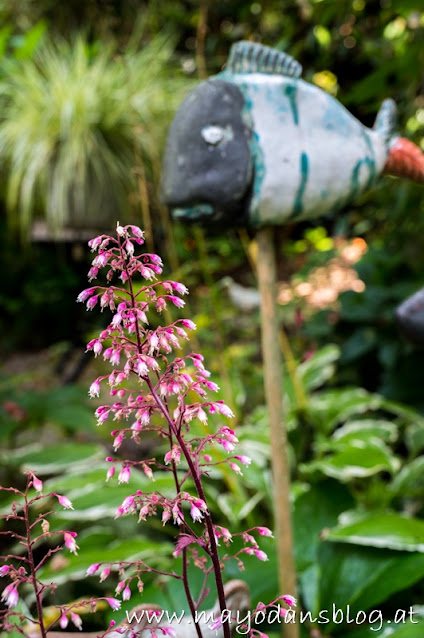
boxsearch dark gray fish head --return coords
[395,288,424,347]
[160,79,253,225]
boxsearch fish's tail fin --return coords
[374,98,397,144]
[376,98,424,184]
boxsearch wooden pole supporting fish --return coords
[256,227,298,638]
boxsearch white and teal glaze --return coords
[219,68,387,225]
[161,41,397,228]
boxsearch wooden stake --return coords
[256,227,299,638]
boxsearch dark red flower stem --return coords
[23,489,47,638]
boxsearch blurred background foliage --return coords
[1,1,424,637]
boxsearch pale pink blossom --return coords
[100,567,111,582]
[190,503,204,523]
[59,613,69,629]
[106,597,122,611]
[129,225,144,239]
[56,494,74,510]
[106,465,115,481]
[88,235,103,250]
[229,462,242,475]
[86,295,99,310]
[32,474,43,492]
[115,580,125,594]
[142,463,153,480]
[77,287,96,303]
[282,595,297,607]
[1,584,19,608]
[118,466,131,484]
[64,531,79,554]
[89,379,101,398]
[0,565,10,577]
[235,455,251,466]
[122,585,132,601]
[254,549,268,562]
[209,617,222,631]
[181,319,196,330]
[257,527,273,537]
[164,447,181,465]
[86,563,101,576]
[113,432,124,450]
[71,612,82,630]
[88,266,98,281]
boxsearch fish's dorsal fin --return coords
[226,41,302,78]
[374,98,397,144]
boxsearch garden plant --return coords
[0,223,296,637]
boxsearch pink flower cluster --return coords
[0,473,82,635]
[78,224,280,638]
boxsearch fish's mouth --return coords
[172,203,217,221]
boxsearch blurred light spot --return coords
[384,17,406,39]
[344,36,356,48]
[182,58,196,74]
[313,70,339,95]
[339,23,352,36]
[185,37,196,50]
[353,0,365,10]
[313,25,331,47]
[221,20,234,34]
[250,2,262,15]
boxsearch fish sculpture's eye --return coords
[201,125,225,145]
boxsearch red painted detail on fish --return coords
[383,137,424,183]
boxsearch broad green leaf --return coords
[390,456,424,499]
[332,419,397,445]
[325,511,424,552]
[39,536,172,584]
[302,440,399,480]
[293,481,354,573]
[317,541,424,632]
[307,388,382,433]
[50,473,176,521]
[298,344,339,391]
[1,442,103,472]
[348,619,424,638]
[405,423,424,456]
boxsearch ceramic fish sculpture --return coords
[161,41,424,228]
[396,288,424,347]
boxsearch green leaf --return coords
[390,457,424,499]
[325,511,424,552]
[39,535,172,584]
[406,423,424,456]
[298,344,339,391]
[317,541,424,631]
[302,440,399,480]
[293,481,354,573]
[13,20,47,60]
[307,388,382,433]
[331,419,397,445]
[1,442,103,473]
